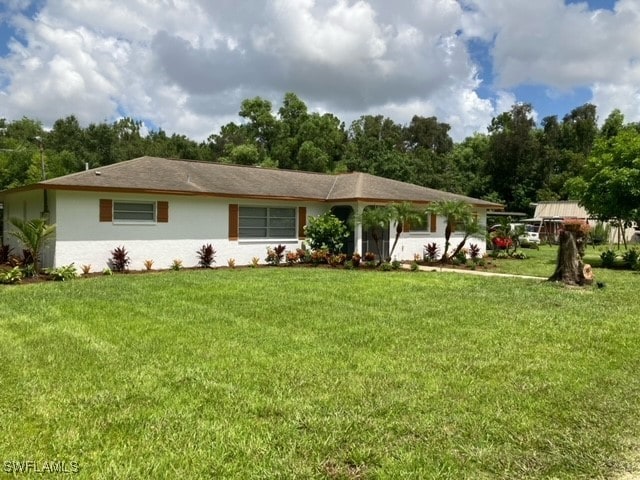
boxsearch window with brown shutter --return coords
[157,201,169,223]
[229,204,239,240]
[298,207,307,239]
[99,199,112,222]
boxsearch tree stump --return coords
[548,230,588,285]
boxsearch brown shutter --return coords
[403,221,411,233]
[99,199,112,222]
[229,204,239,240]
[298,207,307,239]
[157,201,169,223]
[430,214,437,233]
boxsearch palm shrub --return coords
[109,246,131,272]
[424,243,439,263]
[196,243,216,268]
[9,217,56,274]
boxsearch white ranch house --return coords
[0,156,501,269]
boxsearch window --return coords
[239,206,296,238]
[409,213,437,233]
[113,201,155,222]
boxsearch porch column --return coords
[353,204,363,256]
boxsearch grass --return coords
[1,267,640,478]
[488,243,635,278]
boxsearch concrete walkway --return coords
[402,263,547,281]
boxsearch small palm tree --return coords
[357,206,392,263]
[9,217,56,274]
[426,200,473,263]
[388,202,424,260]
[448,216,485,260]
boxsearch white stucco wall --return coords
[387,207,489,261]
[2,188,491,269]
[53,191,326,270]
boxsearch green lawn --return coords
[489,244,628,278]
[1,267,640,478]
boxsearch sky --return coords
[0,0,638,142]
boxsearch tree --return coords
[387,202,424,260]
[405,115,454,155]
[426,200,473,263]
[9,217,56,274]
[485,103,540,212]
[570,127,640,232]
[229,144,260,165]
[239,97,278,158]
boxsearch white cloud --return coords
[0,0,639,145]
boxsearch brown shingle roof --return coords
[14,156,501,207]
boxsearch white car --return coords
[518,224,540,244]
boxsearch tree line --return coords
[2,92,639,223]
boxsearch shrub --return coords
[454,250,468,264]
[81,264,92,275]
[391,260,401,270]
[363,251,376,262]
[351,253,361,267]
[21,249,34,267]
[171,259,183,271]
[109,246,131,272]
[410,261,419,272]
[600,249,617,268]
[468,243,481,261]
[310,248,329,265]
[102,267,113,276]
[328,253,346,267]
[286,251,299,265]
[251,257,260,268]
[491,236,512,250]
[143,260,154,271]
[0,266,23,285]
[424,243,439,262]
[296,247,311,264]
[511,251,527,260]
[21,264,36,278]
[304,212,348,255]
[45,264,78,281]
[622,248,639,269]
[196,244,216,268]
[379,262,393,271]
[0,244,12,264]
[227,258,236,269]
[265,245,286,266]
